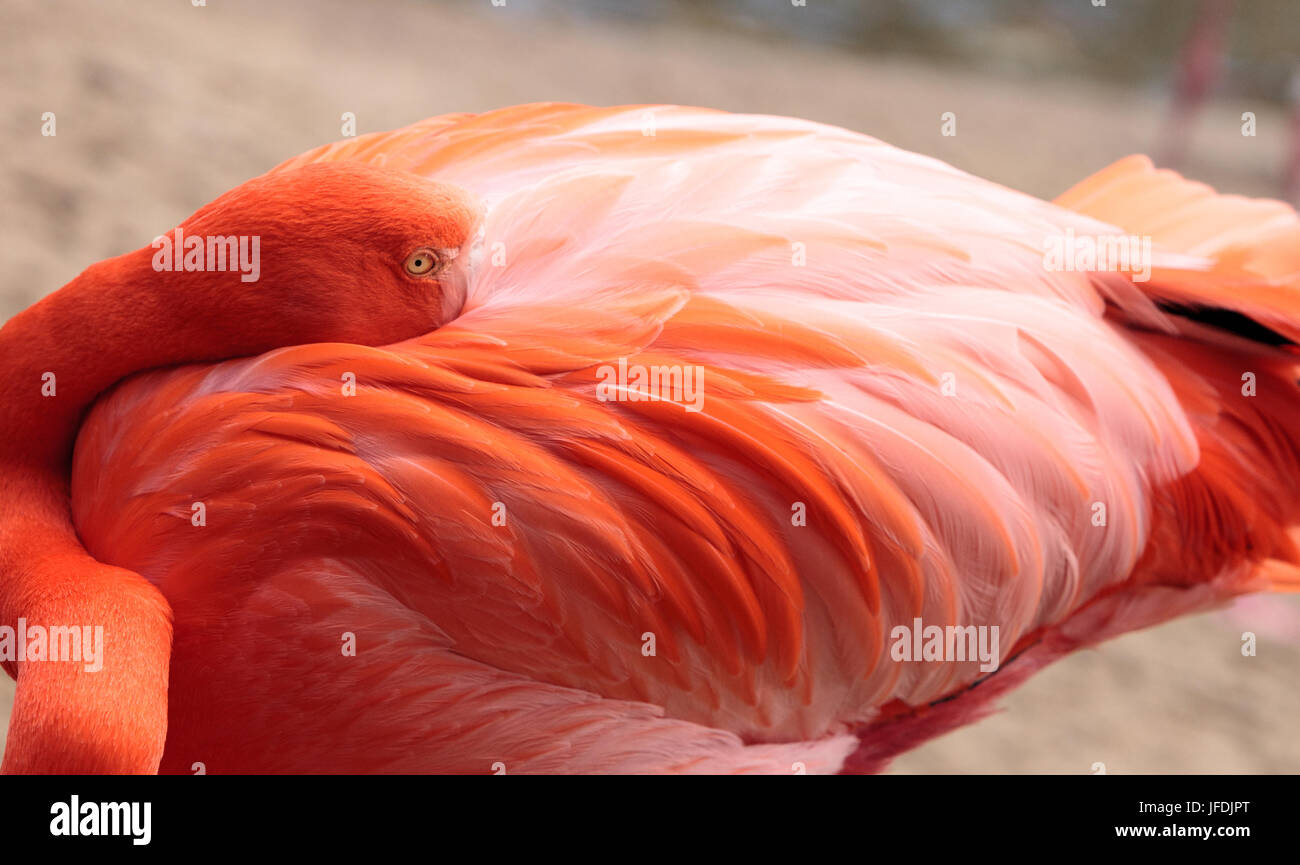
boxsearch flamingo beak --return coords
[435,219,484,323]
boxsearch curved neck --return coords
[0,249,226,602]
[1,251,193,465]
[0,247,239,773]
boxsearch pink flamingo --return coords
[1,104,1298,773]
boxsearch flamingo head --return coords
[148,161,484,353]
[0,161,486,460]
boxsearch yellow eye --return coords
[404,249,438,275]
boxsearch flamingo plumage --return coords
[2,103,1299,774]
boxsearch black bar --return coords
[0,774,1282,852]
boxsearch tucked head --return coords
[156,161,482,350]
[0,161,485,453]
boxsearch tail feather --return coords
[1059,156,1300,594]
[1057,154,1300,342]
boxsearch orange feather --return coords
[2,104,1298,773]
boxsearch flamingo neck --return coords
[0,248,231,592]
[2,251,193,464]
[0,245,256,772]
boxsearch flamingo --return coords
[1158,0,1235,170]
[1159,0,1300,205]
[2,103,1298,774]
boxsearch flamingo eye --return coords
[404,249,439,276]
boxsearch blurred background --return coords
[2,0,1298,772]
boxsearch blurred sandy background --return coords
[2,0,1298,772]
